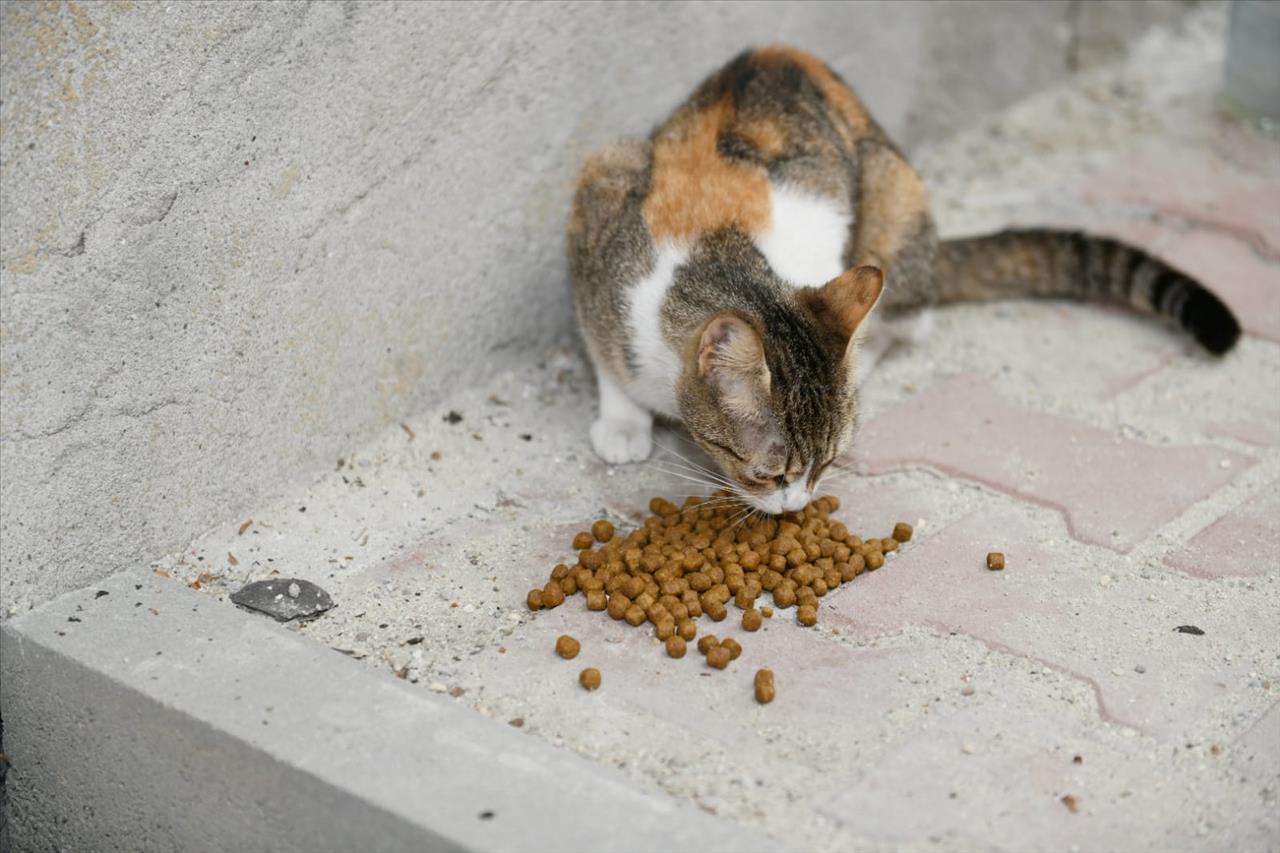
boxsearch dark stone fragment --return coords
[443,410,463,424]
[231,578,333,622]
[1173,625,1205,635]
[94,590,109,599]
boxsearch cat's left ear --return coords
[802,266,884,343]
[697,313,772,419]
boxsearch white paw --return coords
[590,418,653,464]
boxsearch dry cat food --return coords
[987,552,1005,571]
[555,635,580,660]
[531,492,915,696]
[754,669,775,704]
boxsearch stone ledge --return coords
[0,569,773,853]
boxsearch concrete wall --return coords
[0,0,1194,613]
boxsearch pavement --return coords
[32,5,1280,851]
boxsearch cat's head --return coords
[676,266,882,514]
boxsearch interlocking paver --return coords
[1082,147,1280,256]
[1164,488,1280,579]
[856,374,1253,551]
[821,506,1270,740]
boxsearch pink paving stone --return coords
[822,508,1244,739]
[1081,147,1280,256]
[1163,488,1280,579]
[855,374,1253,552]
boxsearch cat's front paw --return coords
[590,418,653,464]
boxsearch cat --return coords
[567,46,1240,515]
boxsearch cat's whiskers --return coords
[652,439,738,486]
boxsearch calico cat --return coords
[567,46,1240,515]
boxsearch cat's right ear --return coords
[697,313,771,419]
[803,265,884,343]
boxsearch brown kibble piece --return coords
[624,604,646,626]
[677,619,697,641]
[797,604,817,626]
[573,531,594,550]
[865,552,884,571]
[666,636,687,658]
[655,620,675,641]
[892,522,913,542]
[542,583,565,608]
[526,589,543,611]
[761,606,773,618]
[721,638,742,660]
[697,635,719,655]
[607,594,630,619]
[987,552,1005,570]
[592,519,615,543]
[742,609,762,631]
[586,589,607,611]
[754,668,775,704]
[579,667,601,690]
[555,635,580,660]
[706,646,731,669]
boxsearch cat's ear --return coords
[804,266,884,342]
[697,313,771,418]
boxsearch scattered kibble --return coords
[555,635,580,660]
[579,667,601,690]
[591,519,615,543]
[525,493,914,700]
[706,646,731,669]
[1060,794,1079,813]
[987,552,1005,571]
[754,669,775,704]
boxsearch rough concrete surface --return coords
[0,0,1195,613]
[5,2,1277,851]
[2,571,774,853]
[55,5,1269,850]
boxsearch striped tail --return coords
[933,229,1241,355]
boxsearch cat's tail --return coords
[932,229,1241,355]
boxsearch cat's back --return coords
[568,46,924,391]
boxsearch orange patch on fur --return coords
[644,96,771,245]
[854,145,930,268]
[754,45,870,145]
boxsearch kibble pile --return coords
[527,492,913,702]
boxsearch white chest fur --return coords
[622,184,851,415]
[755,184,851,287]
